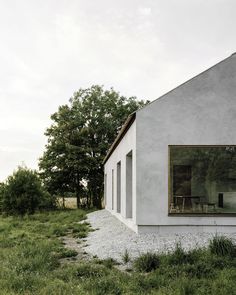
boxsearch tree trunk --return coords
[92,188,102,209]
[86,190,92,209]
[75,174,81,208]
[75,187,80,208]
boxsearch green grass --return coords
[122,249,131,264]
[1,210,236,294]
[209,235,236,257]
[134,252,160,272]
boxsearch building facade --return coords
[104,53,236,233]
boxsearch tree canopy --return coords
[39,85,148,208]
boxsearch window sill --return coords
[168,212,236,217]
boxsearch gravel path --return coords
[84,210,236,262]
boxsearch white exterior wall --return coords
[136,54,236,232]
[104,121,137,231]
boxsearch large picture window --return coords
[169,146,236,214]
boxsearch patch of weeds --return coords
[209,235,236,257]
[168,242,187,265]
[209,255,231,270]
[210,268,236,295]
[130,273,162,294]
[174,277,197,295]
[71,223,89,233]
[134,252,160,272]
[77,231,87,239]
[58,248,78,258]
[167,242,197,265]
[76,263,108,278]
[96,258,119,269]
[71,224,89,239]
[122,249,130,264]
[52,227,67,237]
[83,276,122,295]
[183,261,215,279]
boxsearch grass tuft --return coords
[58,248,78,258]
[122,249,130,264]
[134,252,160,272]
[76,263,108,278]
[209,235,236,257]
[95,257,119,269]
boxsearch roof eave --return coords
[103,112,136,164]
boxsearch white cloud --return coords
[138,7,152,16]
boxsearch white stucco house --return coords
[104,53,236,233]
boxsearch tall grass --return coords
[133,252,160,272]
[122,249,131,264]
[209,235,236,257]
[1,211,236,295]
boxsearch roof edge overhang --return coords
[103,112,136,165]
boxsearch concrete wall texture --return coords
[104,121,137,231]
[105,54,236,233]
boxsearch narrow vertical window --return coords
[117,161,121,213]
[104,174,107,206]
[126,151,133,218]
[112,169,114,210]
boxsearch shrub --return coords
[134,252,160,272]
[209,235,236,257]
[0,182,5,212]
[38,191,57,211]
[1,166,55,215]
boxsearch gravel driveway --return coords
[84,209,236,262]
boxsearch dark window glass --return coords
[169,146,236,214]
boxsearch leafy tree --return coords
[0,182,4,212]
[39,85,148,208]
[1,166,55,215]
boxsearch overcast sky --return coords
[0,0,236,181]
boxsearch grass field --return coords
[1,210,236,294]
[57,197,78,209]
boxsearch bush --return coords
[134,252,160,272]
[0,182,5,211]
[209,235,236,257]
[38,191,57,211]
[1,166,55,215]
